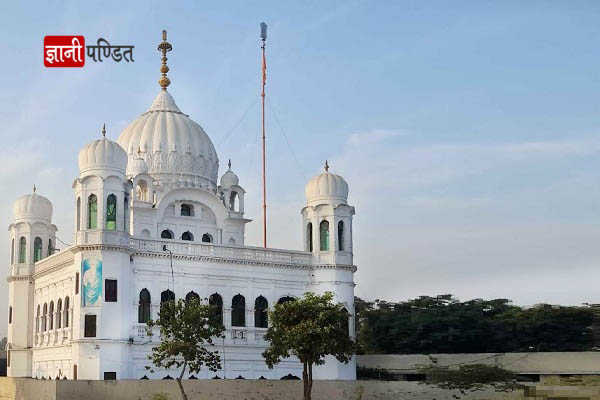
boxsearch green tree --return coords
[262,292,355,400]
[146,298,225,400]
[420,364,517,392]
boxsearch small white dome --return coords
[78,126,128,176]
[13,189,53,222]
[305,162,348,205]
[127,152,149,177]
[220,160,239,189]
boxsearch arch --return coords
[56,299,62,329]
[180,204,193,216]
[8,306,12,324]
[138,289,151,323]
[185,291,200,303]
[49,301,54,330]
[280,374,301,380]
[307,222,313,252]
[254,296,268,328]
[338,221,344,251]
[231,294,246,327]
[42,303,48,331]
[136,180,149,202]
[76,197,81,231]
[201,233,212,243]
[34,237,43,262]
[141,229,151,238]
[161,289,175,303]
[10,238,14,264]
[161,229,174,239]
[320,220,330,251]
[88,194,97,229]
[19,237,26,263]
[64,297,70,328]
[209,293,223,325]
[228,237,236,245]
[229,191,238,212]
[106,194,117,231]
[277,296,295,305]
[181,231,194,241]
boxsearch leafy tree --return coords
[262,292,355,400]
[146,298,225,400]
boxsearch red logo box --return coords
[44,36,85,67]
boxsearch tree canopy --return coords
[356,294,595,354]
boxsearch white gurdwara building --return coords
[6,33,356,381]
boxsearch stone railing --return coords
[130,238,312,265]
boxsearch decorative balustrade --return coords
[130,238,312,265]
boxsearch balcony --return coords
[130,238,312,266]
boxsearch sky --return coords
[2,1,600,336]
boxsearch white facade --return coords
[5,34,357,381]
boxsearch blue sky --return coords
[2,1,600,335]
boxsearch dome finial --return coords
[102,123,106,138]
[33,184,36,193]
[157,29,173,91]
[324,160,329,172]
[228,159,232,170]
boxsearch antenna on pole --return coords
[260,22,268,248]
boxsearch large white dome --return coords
[13,190,53,222]
[117,90,219,191]
[305,163,349,206]
[78,128,128,177]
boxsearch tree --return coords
[146,298,225,400]
[419,364,517,392]
[262,292,355,400]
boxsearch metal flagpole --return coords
[260,22,268,248]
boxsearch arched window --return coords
[231,294,246,327]
[124,197,129,234]
[19,237,26,263]
[338,221,344,251]
[10,238,14,264]
[49,301,54,330]
[64,297,70,328]
[161,290,175,303]
[34,237,43,262]
[48,239,53,256]
[185,291,200,303]
[277,296,295,305]
[136,180,148,202]
[228,237,236,245]
[88,194,97,229]
[254,296,268,328]
[138,289,151,323]
[320,220,330,251]
[56,299,62,329]
[201,234,212,243]
[180,204,193,216]
[141,229,150,237]
[8,306,12,324]
[181,231,194,241]
[42,303,48,331]
[106,194,117,231]
[307,222,313,252]
[161,230,173,239]
[209,293,223,325]
[76,197,81,231]
[36,305,40,333]
[229,192,238,212]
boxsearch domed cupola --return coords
[305,161,349,206]
[78,124,128,178]
[12,186,53,223]
[116,31,219,193]
[126,149,149,178]
[220,159,239,190]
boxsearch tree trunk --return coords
[302,361,309,400]
[308,362,313,400]
[176,363,189,400]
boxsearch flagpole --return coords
[260,22,268,248]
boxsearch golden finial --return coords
[324,160,329,172]
[101,123,106,138]
[158,29,173,91]
[228,159,232,170]
[33,184,36,193]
